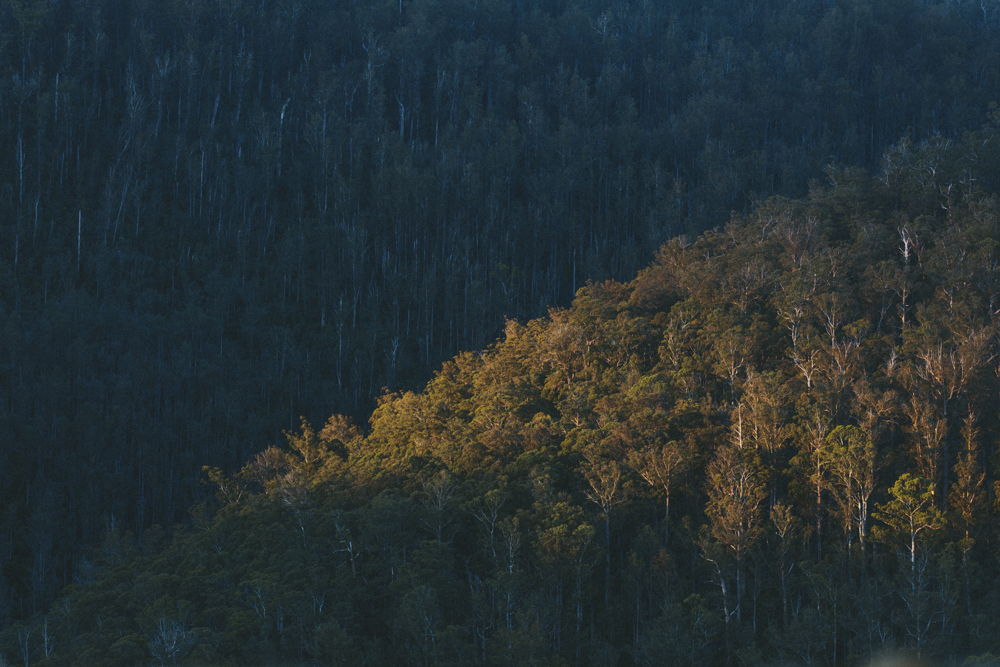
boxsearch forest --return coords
[7,128,1000,665]
[3,0,1000,663]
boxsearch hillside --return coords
[8,127,1000,665]
[7,0,1000,628]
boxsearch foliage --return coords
[6,0,1000,660]
[8,125,1000,664]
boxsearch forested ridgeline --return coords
[8,132,1000,665]
[3,0,1000,642]
[5,0,1000,625]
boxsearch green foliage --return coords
[873,474,945,566]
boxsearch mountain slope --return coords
[9,128,1000,666]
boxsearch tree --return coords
[583,460,624,608]
[873,474,944,569]
[792,405,832,560]
[900,391,948,496]
[949,411,986,619]
[420,470,458,542]
[819,425,879,550]
[740,371,790,505]
[531,500,596,655]
[768,502,800,630]
[949,411,985,548]
[623,410,690,545]
[704,442,766,623]
[148,618,195,666]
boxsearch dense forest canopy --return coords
[4,0,1000,660]
[6,122,1000,664]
